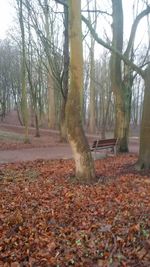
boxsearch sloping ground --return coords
[0,126,60,151]
[0,155,150,267]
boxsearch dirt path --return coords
[0,146,73,163]
[0,140,139,164]
[0,123,139,163]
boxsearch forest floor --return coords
[0,118,150,267]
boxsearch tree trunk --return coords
[111,0,129,152]
[88,0,96,134]
[66,0,96,183]
[60,98,67,141]
[89,39,96,134]
[137,66,150,169]
[35,113,40,137]
[19,0,29,143]
[47,67,56,129]
[44,0,56,129]
[121,70,133,152]
[60,4,69,142]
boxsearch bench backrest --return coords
[92,138,117,149]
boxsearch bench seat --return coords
[91,138,118,156]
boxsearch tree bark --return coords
[47,67,56,129]
[18,0,29,143]
[111,0,127,151]
[137,66,150,169]
[88,0,96,134]
[60,4,69,142]
[66,0,96,183]
[44,0,56,129]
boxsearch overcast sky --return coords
[0,0,148,49]
[0,0,14,39]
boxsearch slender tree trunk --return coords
[19,0,29,143]
[101,94,111,139]
[89,38,96,134]
[137,66,150,169]
[44,0,56,129]
[47,67,56,128]
[88,0,96,134]
[12,84,23,125]
[35,113,40,137]
[66,0,96,183]
[60,4,69,142]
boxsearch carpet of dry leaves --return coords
[0,154,150,267]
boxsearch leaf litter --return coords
[0,154,150,267]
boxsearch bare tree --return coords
[66,0,96,182]
[16,0,29,142]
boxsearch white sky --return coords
[0,0,148,48]
[0,0,14,39]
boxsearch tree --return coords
[137,65,150,169]
[43,0,56,129]
[66,0,96,183]
[59,2,69,141]
[88,0,97,134]
[110,0,125,151]
[82,1,150,152]
[17,0,29,143]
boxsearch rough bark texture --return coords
[137,66,150,169]
[121,66,133,152]
[111,0,128,152]
[66,0,96,183]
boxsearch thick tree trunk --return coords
[66,0,96,183]
[137,66,150,169]
[111,0,129,152]
[114,92,126,150]
[114,83,132,152]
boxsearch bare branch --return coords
[124,5,150,57]
[81,15,144,77]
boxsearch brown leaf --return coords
[10,262,20,267]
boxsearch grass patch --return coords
[0,130,24,141]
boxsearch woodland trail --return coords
[0,139,139,164]
[0,123,139,163]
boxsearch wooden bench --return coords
[90,138,118,157]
